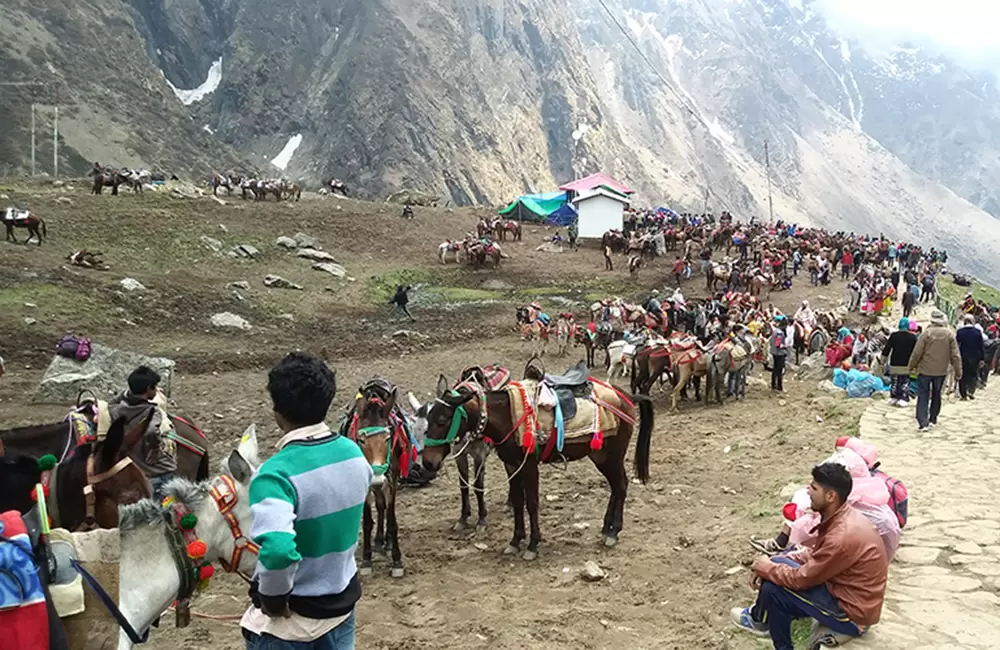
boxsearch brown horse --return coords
[421,366,653,559]
[91,169,126,195]
[495,220,522,242]
[0,417,153,530]
[340,377,414,578]
[1,411,209,482]
[4,209,47,245]
[282,180,303,202]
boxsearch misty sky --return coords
[815,0,1000,70]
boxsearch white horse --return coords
[117,426,260,650]
[606,340,633,379]
[438,240,462,264]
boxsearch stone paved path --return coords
[851,302,1000,649]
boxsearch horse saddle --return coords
[4,208,30,222]
[542,362,592,420]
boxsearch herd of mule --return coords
[0,351,652,647]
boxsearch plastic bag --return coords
[853,501,901,561]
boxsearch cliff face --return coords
[2,0,999,280]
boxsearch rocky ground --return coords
[2,184,881,649]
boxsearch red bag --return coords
[873,469,908,528]
[74,337,91,361]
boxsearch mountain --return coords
[1,0,999,281]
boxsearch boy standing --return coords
[242,352,372,650]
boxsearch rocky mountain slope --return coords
[1,0,998,280]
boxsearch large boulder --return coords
[35,343,176,403]
[296,248,338,263]
[211,312,252,330]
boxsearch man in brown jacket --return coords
[732,463,888,650]
[907,309,962,430]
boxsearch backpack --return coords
[873,469,908,528]
[56,335,80,359]
[55,335,91,361]
[74,337,91,361]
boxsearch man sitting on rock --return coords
[732,462,888,650]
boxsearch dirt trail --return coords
[0,186,876,649]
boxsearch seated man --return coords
[109,366,177,497]
[732,463,888,650]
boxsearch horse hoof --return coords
[452,520,468,532]
[359,566,373,576]
[503,544,520,556]
[476,523,487,535]
[604,535,618,548]
[522,550,538,561]
[390,567,405,578]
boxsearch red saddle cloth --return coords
[0,510,49,650]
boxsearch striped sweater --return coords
[248,423,372,617]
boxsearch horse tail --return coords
[41,219,47,238]
[631,395,653,484]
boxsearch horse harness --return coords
[161,473,260,627]
[347,378,418,478]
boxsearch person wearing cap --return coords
[955,314,985,400]
[769,315,789,392]
[907,309,961,430]
[881,318,918,406]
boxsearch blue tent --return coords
[546,202,578,227]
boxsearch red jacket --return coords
[842,251,854,265]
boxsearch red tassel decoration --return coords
[199,565,215,580]
[590,429,604,451]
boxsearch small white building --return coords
[573,188,631,239]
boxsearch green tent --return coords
[498,191,568,222]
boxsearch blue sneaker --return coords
[730,607,769,637]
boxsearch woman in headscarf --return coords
[825,326,855,367]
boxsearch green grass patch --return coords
[367,269,434,303]
[425,287,502,302]
[937,278,1000,307]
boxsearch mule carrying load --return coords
[421,360,653,559]
[0,428,259,650]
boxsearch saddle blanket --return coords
[0,510,49,650]
[3,208,31,222]
[506,379,621,448]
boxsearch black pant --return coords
[771,355,786,391]
[890,374,910,401]
[960,358,980,398]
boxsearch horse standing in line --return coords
[341,378,414,578]
[420,366,653,559]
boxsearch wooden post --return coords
[764,142,774,222]
[53,105,59,179]
[30,103,35,176]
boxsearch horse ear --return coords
[383,388,397,418]
[100,417,127,468]
[436,375,449,399]
[407,392,421,412]
[237,424,259,469]
[225,449,253,485]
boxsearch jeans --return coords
[393,303,415,321]
[916,374,945,428]
[771,355,786,391]
[753,557,861,650]
[889,374,909,401]
[959,358,979,398]
[244,610,355,650]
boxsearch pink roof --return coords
[559,172,634,195]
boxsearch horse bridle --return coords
[427,384,489,448]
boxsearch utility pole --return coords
[703,188,709,216]
[53,105,58,179]
[30,103,36,176]
[764,141,774,222]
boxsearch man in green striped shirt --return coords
[242,352,372,650]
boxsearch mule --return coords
[282,180,302,201]
[554,315,574,356]
[341,378,414,578]
[116,427,259,649]
[4,208,47,245]
[792,322,828,365]
[421,364,653,558]
[92,170,126,195]
[706,336,756,404]
[0,417,152,531]
[438,240,462,264]
[2,410,209,482]
[408,369,509,534]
